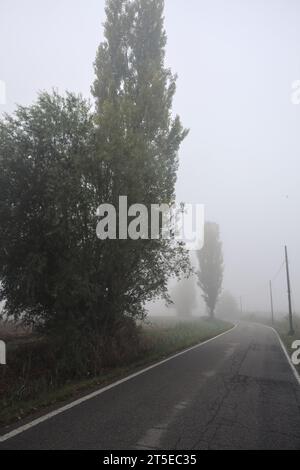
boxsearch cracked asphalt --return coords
[1,322,300,450]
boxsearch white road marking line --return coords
[0,324,237,443]
[267,325,300,386]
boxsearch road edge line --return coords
[0,323,237,443]
[263,324,300,387]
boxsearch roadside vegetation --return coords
[142,316,232,360]
[0,0,189,426]
[0,317,232,428]
[0,0,231,431]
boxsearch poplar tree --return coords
[92,0,189,323]
[197,223,224,319]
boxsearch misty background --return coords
[1,0,299,316]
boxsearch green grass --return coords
[0,317,232,430]
[142,316,233,361]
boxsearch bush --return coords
[0,317,144,406]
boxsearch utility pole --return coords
[285,246,295,336]
[269,280,274,326]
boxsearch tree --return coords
[196,222,224,319]
[0,92,98,331]
[171,276,197,318]
[91,0,190,323]
[216,291,239,321]
[0,0,189,337]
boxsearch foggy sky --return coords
[1,0,299,314]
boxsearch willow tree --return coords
[0,92,96,331]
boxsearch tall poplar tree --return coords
[197,223,224,319]
[91,0,190,324]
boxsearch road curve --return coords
[1,322,300,450]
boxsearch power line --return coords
[237,258,291,316]
[240,260,285,300]
[271,260,285,282]
[285,246,295,336]
[291,290,296,315]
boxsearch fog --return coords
[1,0,299,315]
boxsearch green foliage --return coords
[91,0,190,320]
[197,222,224,318]
[93,0,187,203]
[0,92,98,330]
[0,0,189,337]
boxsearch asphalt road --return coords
[1,322,300,450]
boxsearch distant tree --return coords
[171,275,197,317]
[196,222,224,319]
[216,291,239,321]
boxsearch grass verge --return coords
[0,316,232,430]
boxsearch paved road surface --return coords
[1,322,300,450]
